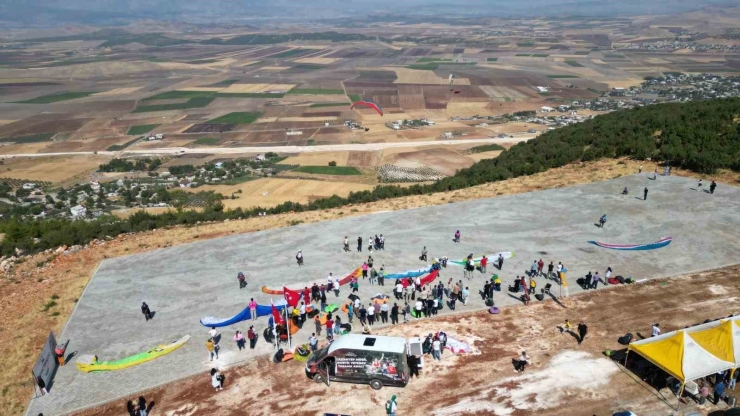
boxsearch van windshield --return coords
[312,346,329,362]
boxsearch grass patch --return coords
[189,137,221,146]
[133,97,215,113]
[306,139,315,146]
[41,300,57,312]
[574,51,590,55]
[538,92,551,96]
[407,62,477,70]
[605,54,625,59]
[205,112,262,124]
[186,58,219,64]
[293,166,361,175]
[222,175,260,186]
[106,137,140,151]
[0,133,54,144]
[293,63,324,70]
[468,144,505,153]
[214,93,285,98]
[126,124,160,136]
[565,60,584,67]
[547,75,580,79]
[16,91,94,104]
[270,48,311,58]
[487,58,498,62]
[287,88,345,95]
[208,79,239,87]
[517,42,535,47]
[348,94,362,103]
[310,102,349,108]
[532,54,550,58]
[515,54,532,57]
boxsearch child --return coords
[560,319,571,334]
[529,277,537,295]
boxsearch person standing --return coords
[325,316,334,340]
[651,323,660,337]
[462,286,470,305]
[233,331,245,351]
[334,316,342,336]
[296,250,303,266]
[299,302,306,323]
[211,368,223,392]
[380,302,389,324]
[237,272,246,289]
[141,302,152,321]
[644,187,648,201]
[367,303,375,325]
[390,303,399,325]
[420,246,428,262]
[407,354,419,378]
[454,230,461,243]
[378,266,385,286]
[314,313,322,336]
[246,298,257,321]
[599,214,607,228]
[403,302,411,323]
[347,302,354,324]
[498,254,504,270]
[698,179,703,190]
[320,291,327,313]
[247,326,257,349]
[515,351,529,373]
[36,376,48,395]
[480,255,487,274]
[537,259,544,276]
[577,321,588,344]
[359,304,367,326]
[584,271,593,289]
[432,337,442,361]
[591,272,601,289]
[379,234,385,250]
[357,236,362,252]
[639,164,642,173]
[362,262,368,279]
[333,277,341,297]
[714,380,726,405]
[547,261,554,280]
[653,169,658,180]
[415,299,423,319]
[309,333,318,352]
[206,338,217,361]
[343,236,349,252]
[710,180,717,194]
[386,395,398,416]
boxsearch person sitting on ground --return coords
[622,187,629,195]
[515,351,529,373]
[362,324,371,335]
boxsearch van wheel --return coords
[313,374,324,383]
[369,379,383,390]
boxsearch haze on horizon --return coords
[0,0,736,27]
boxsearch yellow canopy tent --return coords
[628,330,734,383]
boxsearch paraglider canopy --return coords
[350,100,383,116]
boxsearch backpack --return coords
[273,348,284,363]
[618,333,633,345]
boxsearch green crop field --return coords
[515,54,532,57]
[574,51,590,55]
[348,94,362,103]
[142,91,214,101]
[565,60,585,67]
[270,48,311,58]
[293,63,324,70]
[127,124,160,135]
[205,112,262,124]
[185,59,219,64]
[189,137,221,146]
[547,75,580,78]
[208,79,239,87]
[133,97,215,113]
[16,91,94,104]
[605,54,625,59]
[532,54,550,58]
[468,144,505,153]
[0,133,54,144]
[287,88,345,95]
[106,137,140,151]
[293,166,361,175]
[487,58,498,62]
[517,42,535,47]
[407,62,476,70]
[310,102,349,108]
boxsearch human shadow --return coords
[636,332,646,340]
[547,292,567,309]
[149,310,156,319]
[507,293,526,305]
[64,350,78,364]
[703,189,711,194]
[635,196,644,200]
[147,401,156,413]
[594,223,602,228]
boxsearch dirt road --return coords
[74,264,740,416]
[0,136,536,158]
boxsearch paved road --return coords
[1,136,535,159]
[27,174,740,416]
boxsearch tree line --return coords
[1,98,738,255]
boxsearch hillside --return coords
[1,98,739,256]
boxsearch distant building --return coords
[540,106,555,113]
[536,86,549,93]
[22,183,36,190]
[70,205,87,217]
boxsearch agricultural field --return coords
[205,112,262,124]
[293,165,361,175]
[126,124,160,135]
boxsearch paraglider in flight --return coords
[350,100,383,117]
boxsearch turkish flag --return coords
[284,287,301,307]
[272,304,285,325]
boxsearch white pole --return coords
[286,306,292,351]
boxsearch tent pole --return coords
[624,350,630,367]
[676,382,685,411]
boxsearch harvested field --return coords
[0,117,92,138]
[281,151,350,166]
[258,66,290,72]
[346,151,379,167]
[479,85,528,101]
[92,87,142,96]
[377,164,446,182]
[189,178,375,209]
[378,67,471,85]
[383,147,475,175]
[1,155,108,183]
[293,57,341,65]
[220,84,296,94]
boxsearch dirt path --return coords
[72,264,740,416]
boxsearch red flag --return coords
[283,286,301,307]
[271,304,285,325]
